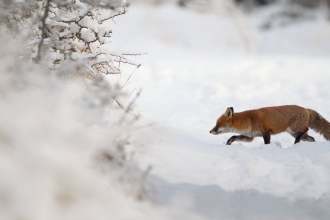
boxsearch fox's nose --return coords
[209,131,212,133]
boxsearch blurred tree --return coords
[234,0,275,6]
[234,0,326,8]
[289,0,320,8]
[177,0,211,11]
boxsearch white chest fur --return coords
[232,128,262,137]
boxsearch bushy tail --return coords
[308,109,330,141]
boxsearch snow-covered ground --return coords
[109,3,330,219]
[1,2,330,220]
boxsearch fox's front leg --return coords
[263,130,271,144]
[226,135,254,145]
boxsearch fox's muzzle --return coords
[210,129,221,135]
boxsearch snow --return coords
[108,3,330,219]
[79,15,99,32]
[81,27,97,42]
[0,36,178,220]
[1,2,330,220]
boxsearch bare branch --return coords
[35,0,51,63]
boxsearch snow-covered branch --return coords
[1,0,143,75]
[30,0,141,74]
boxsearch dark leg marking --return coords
[263,130,271,144]
[226,135,254,145]
[294,128,309,144]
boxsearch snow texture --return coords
[81,27,97,42]
[109,3,330,220]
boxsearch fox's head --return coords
[210,107,234,135]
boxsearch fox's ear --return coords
[225,107,234,118]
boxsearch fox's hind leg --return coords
[288,128,315,143]
[293,127,309,144]
[226,135,254,145]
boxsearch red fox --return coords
[210,105,330,145]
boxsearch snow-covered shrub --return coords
[0,1,158,219]
[1,0,141,75]
[0,30,154,219]
[0,0,143,120]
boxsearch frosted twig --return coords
[120,89,142,123]
[35,0,51,63]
